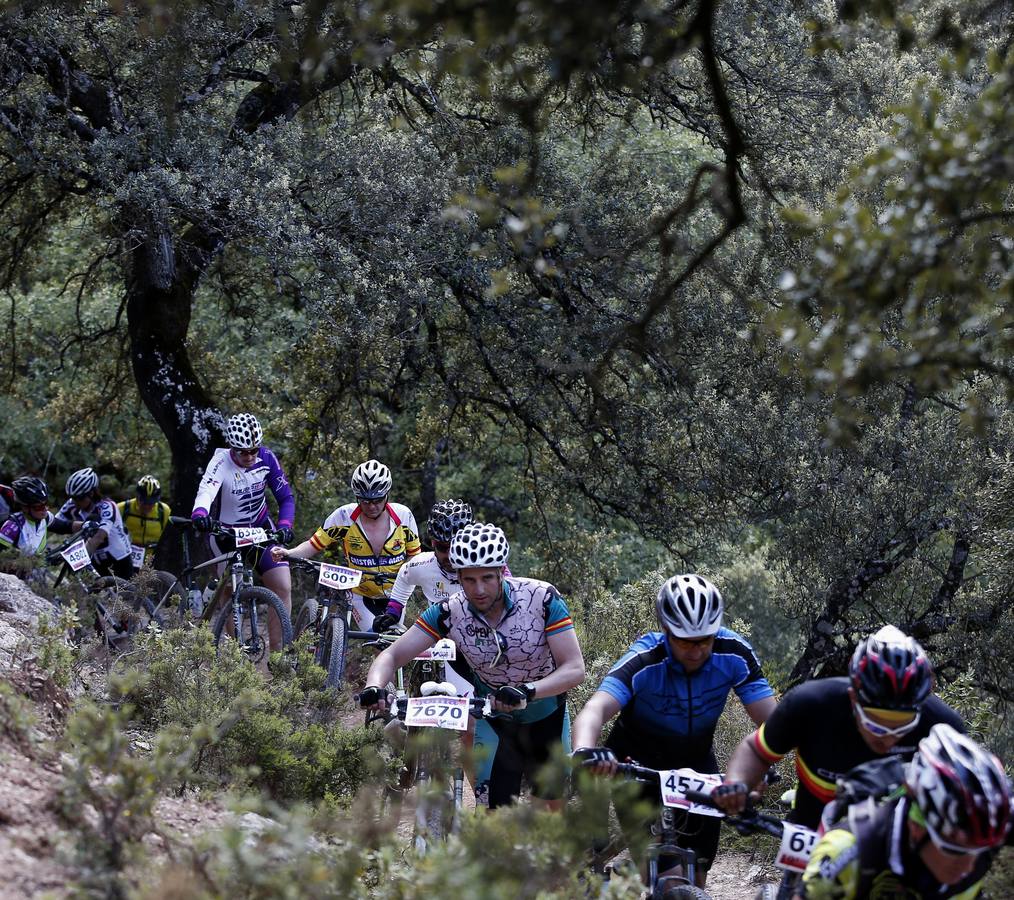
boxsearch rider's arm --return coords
[363,626,436,702]
[50,500,76,535]
[401,508,422,559]
[744,695,777,725]
[191,449,228,516]
[274,538,319,560]
[535,628,585,698]
[572,690,623,749]
[261,448,295,529]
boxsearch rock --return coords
[0,619,25,668]
[0,574,54,628]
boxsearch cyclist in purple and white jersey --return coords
[0,476,54,565]
[191,413,295,650]
[50,467,133,578]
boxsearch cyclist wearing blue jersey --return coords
[573,573,776,888]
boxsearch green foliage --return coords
[0,679,36,750]
[36,608,79,690]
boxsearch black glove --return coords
[79,520,100,539]
[191,514,212,533]
[371,613,399,634]
[572,746,618,766]
[276,525,294,544]
[712,781,749,801]
[494,683,536,707]
[358,686,389,708]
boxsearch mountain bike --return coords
[366,681,496,854]
[43,534,164,650]
[155,517,293,662]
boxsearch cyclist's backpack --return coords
[820,756,906,831]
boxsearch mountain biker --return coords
[0,476,54,560]
[272,459,420,632]
[360,522,585,810]
[191,413,295,650]
[798,724,1011,899]
[714,625,965,830]
[50,467,134,578]
[572,573,776,888]
[118,475,172,572]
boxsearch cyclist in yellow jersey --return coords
[272,460,420,630]
[799,724,1010,899]
[117,476,172,571]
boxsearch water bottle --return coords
[202,578,218,606]
[189,585,203,616]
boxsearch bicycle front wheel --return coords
[656,886,712,900]
[212,586,293,661]
[294,597,319,640]
[320,613,347,689]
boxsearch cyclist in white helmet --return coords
[191,413,295,650]
[51,467,134,577]
[572,573,776,889]
[361,522,586,810]
[272,459,420,631]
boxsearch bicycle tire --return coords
[212,586,293,660]
[320,613,347,689]
[656,886,712,900]
[753,886,779,900]
[90,578,164,646]
[294,597,319,640]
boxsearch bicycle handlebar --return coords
[169,516,282,544]
[684,789,786,839]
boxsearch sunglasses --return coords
[356,495,387,505]
[853,701,921,738]
[925,821,992,857]
[234,447,259,456]
[673,635,715,650]
[491,630,509,667]
[28,502,48,512]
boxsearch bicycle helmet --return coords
[449,522,510,569]
[225,413,262,449]
[66,467,99,498]
[12,476,48,506]
[136,475,161,504]
[656,574,724,639]
[906,723,1011,850]
[849,625,933,711]
[350,459,393,500]
[427,499,474,543]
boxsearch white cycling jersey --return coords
[54,498,131,562]
[388,551,460,605]
[192,447,294,528]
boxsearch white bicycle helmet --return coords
[656,574,724,639]
[66,467,99,498]
[225,413,263,449]
[906,723,1011,850]
[449,522,510,569]
[350,459,393,500]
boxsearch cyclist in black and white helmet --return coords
[273,458,420,632]
[572,573,776,889]
[191,412,296,650]
[50,467,133,577]
[0,475,55,560]
[362,521,586,811]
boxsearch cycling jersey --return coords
[388,551,460,608]
[414,576,575,724]
[802,796,989,899]
[309,503,420,602]
[749,677,965,829]
[117,499,172,548]
[53,497,132,563]
[600,628,774,769]
[0,511,54,556]
[192,447,294,528]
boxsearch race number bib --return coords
[658,769,724,817]
[404,696,469,731]
[61,540,91,572]
[233,527,268,546]
[130,544,146,569]
[318,563,363,591]
[414,639,457,661]
[774,822,818,872]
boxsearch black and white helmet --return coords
[350,459,393,500]
[656,574,724,639]
[906,724,1011,850]
[449,522,510,569]
[225,413,263,449]
[66,467,99,498]
[427,499,474,543]
[13,476,48,506]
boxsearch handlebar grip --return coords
[168,515,194,525]
[684,790,718,806]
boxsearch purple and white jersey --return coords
[54,497,131,561]
[192,447,295,528]
[0,511,54,556]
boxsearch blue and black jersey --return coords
[600,628,773,770]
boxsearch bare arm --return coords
[713,731,775,814]
[362,626,436,709]
[533,629,585,698]
[572,690,622,749]
[271,538,318,561]
[744,695,777,726]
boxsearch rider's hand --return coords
[371,613,400,634]
[276,525,294,544]
[270,545,289,563]
[192,514,212,533]
[572,746,619,776]
[79,520,100,539]
[493,683,536,710]
[359,685,392,712]
[712,780,750,815]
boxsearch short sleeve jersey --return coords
[192,447,295,528]
[309,502,421,601]
[117,499,172,547]
[414,576,574,723]
[54,497,132,561]
[0,511,54,556]
[599,628,773,769]
[388,551,459,606]
[750,677,966,829]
